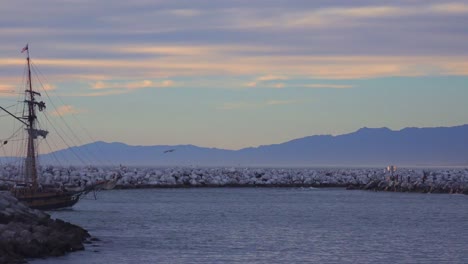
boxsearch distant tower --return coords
[386,165,397,176]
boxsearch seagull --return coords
[164,149,176,153]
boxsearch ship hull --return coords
[12,189,82,210]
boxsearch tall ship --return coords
[0,45,86,210]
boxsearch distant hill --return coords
[33,124,468,167]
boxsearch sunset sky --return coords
[1,0,468,150]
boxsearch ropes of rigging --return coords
[31,61,116,167]
[31,67,97,166]
[1,55,121,176]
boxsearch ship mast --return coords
[22,45,48,190]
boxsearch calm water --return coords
[33,188,468,264]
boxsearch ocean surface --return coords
[32,188,468,264]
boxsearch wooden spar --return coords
[24,45,38,190]
[0,177,34,184]
[0,105,28,126]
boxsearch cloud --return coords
[429,3,468,14]
[257,74,288,81]
[246,81,257,87]
[0,84,15,91]
[0,0,467,95]
[160,80,174,87]
[304,84,354,89]
[228,3,468,30]
[0,83,55,96]
[0,84,16,98]
[324,6,404,18]
[42,83,56,91]
[51,105,82,116]
[246,74,288,87]
[273,83,285,89]
[2,53,468,86]
[92,79,174,90]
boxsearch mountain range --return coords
[37,124,468,167]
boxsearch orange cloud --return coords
[2,47,468,88]
[42,83,56,91]
[0,84,15,91]
[0,84,17,98]
[245,74,288,87]
[257,74,288,81]
[2,54,468,81]
[51,105,81,116]
[92,79,174,90]
[430,3,468,14]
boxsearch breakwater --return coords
[0,192,90,263]
[2,165,468,195]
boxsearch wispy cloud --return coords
[246,74,288,88]
[429,3,468,14]
[2,54,468,88]
[0,85,16,98]
[304,84,354,89]
[0,84,15,91]
[51,105,82,116]
[257,74,288,82]
[92,80,174,90]
[228,3,468,30]
[0,0,467,96]
[246,82,257,87]
[42,83,56,91]
[0,0,466,150]
[273,83,285,89]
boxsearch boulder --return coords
[0,192,90,263]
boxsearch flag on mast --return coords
[21,44,28,53]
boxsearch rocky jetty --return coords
[348,170,468,194]
[1,165,468,195]
[0,191,90,263]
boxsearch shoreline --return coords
[0,192,91,264]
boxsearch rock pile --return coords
[1,165,468,195]
[349,170,468,194]
[0,192,90,263]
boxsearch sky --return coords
[1,0,468,151]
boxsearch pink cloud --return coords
[51,105,82,116]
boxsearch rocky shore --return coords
[0,192,90,264]
[2,165,467,195]
[347,174,468,194]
